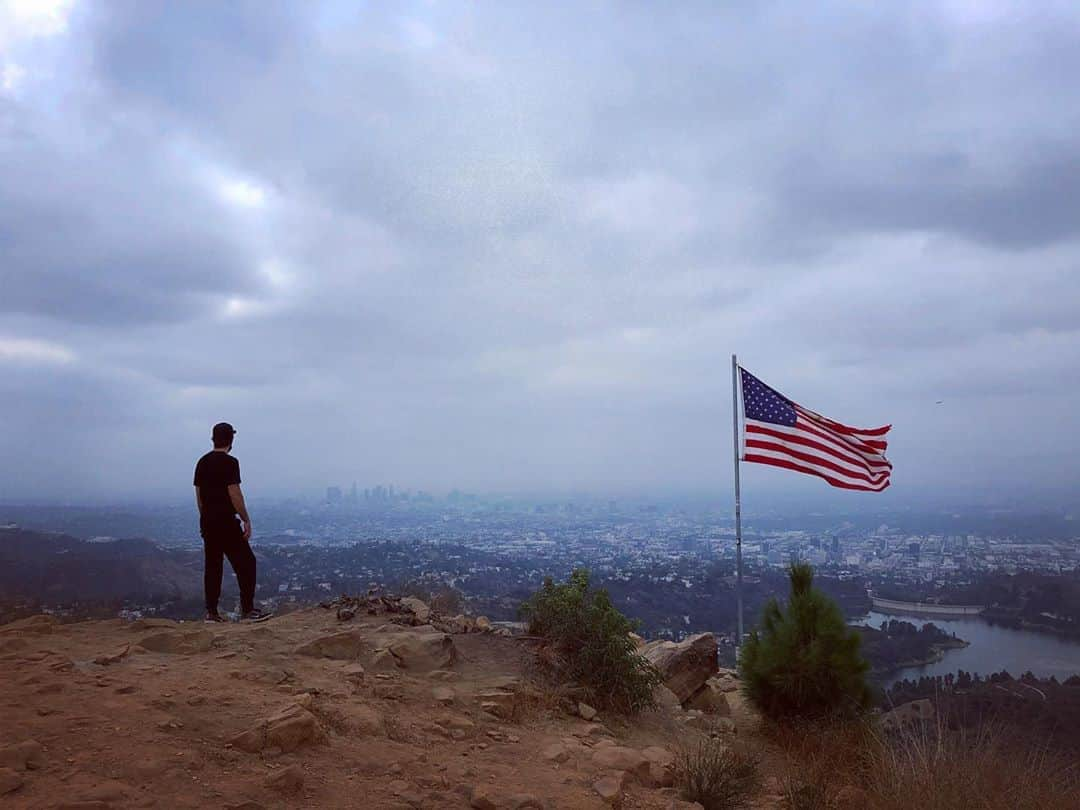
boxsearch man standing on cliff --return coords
[194,422,272,623]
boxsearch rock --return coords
[433,686,455,705]
[572,722,613,739]
[344,704,383,736]
[370,628,458,671]
[712,672,740,693]
[266,765,305,794]
[642,746,675,788]
[225,803,266,810]
[469,784,498,810]
[0,768,24,795]
[93,643,131,666]
[138,630,215,655]
[369,649,399,671]
[400,597,431,624]
[474,616,492,632]
[0,740,45,771]
[880,698,935,733]
[628,632,646,648]
[343,662,366,684]
[509,794,544,809]
[542,743,569,763]
[577,702,597,720]
[592,746,652,784]
[475,689,515,719]
[641,633,718,704]
[294,630,364,660]
[685,682,731,716]
[653,685,682,712]
[593,770,630,806]
[229,704,325,753]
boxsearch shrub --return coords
[519,568,661,713]
[739,563,871,721]
[674,738,761,810]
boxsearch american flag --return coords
[739,367,892,492]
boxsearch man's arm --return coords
[194,486,203,516]
[228,484,252,541]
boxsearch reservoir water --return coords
[853,610,1080,686]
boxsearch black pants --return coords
[202,518,256,614]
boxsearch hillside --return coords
[0,528,200,605]
[0,595,768,809]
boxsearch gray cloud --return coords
[1,0,1079,502]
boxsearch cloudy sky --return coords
[2,0,1079,505]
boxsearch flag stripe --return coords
[795,406,889,453]
[745,421,892,475]
[744,452,892,492]
[784,417,893,467]
[739,366,891,492]
[745,437,889,485]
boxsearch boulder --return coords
[93,643,131,666]
[370,628,457,671]
[400,597,431,624]
[474,616,492,632]
[432,686,455,705]
[542,743,569,763]
[342,663,366,684]
[266,765,305,794]
[593,770,630,806]
[295,630,364,660]
[685,682,731,716]
[0,740,45,771]
[138,630,215,655]
[591,746,652,784]
[345,704,383,736]
[475,689,515,719]
[578,702,597,721]
[653,685,682,712]
[641,633,718,704]
[229,704,325,753]
[469,784,498,810]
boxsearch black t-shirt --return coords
[194,451,241,526]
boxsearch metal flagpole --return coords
[732,354,744,651]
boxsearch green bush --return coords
[674,739,762,810]
[739,563,871,721]
[519,568,661,714]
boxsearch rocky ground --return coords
[0,596,775,809]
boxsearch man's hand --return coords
[242,521,252,542]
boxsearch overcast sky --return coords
[2,1,1079,505]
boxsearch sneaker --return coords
[241,608,274,623]
[204,611,228,623]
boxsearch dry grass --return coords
[673,738,762,810]
[767,715,1080,810]
[862,719,1080,810]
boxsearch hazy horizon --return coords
[3,2,1080,505]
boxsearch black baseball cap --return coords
[212,422,237,443]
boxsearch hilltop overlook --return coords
[0,593,760,809]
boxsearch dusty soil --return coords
[0,607,770,809]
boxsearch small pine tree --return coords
[739,562,871,720]
[520,568,661,714]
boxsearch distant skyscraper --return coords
[326,486,343,504]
